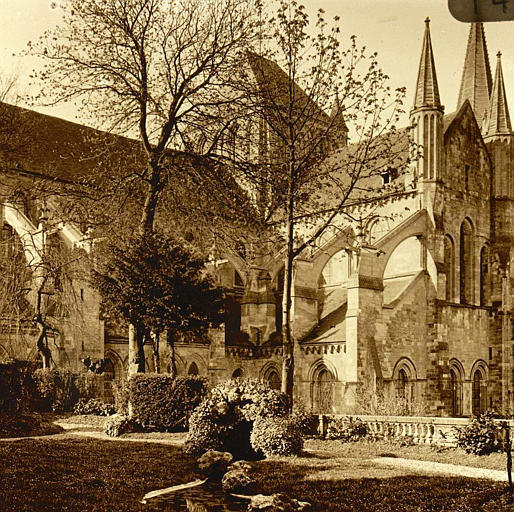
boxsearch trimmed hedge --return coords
[185,379,290,459]
[128,374,208,431]
[0,361,40,413]
[326,417,368,442]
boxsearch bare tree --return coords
[27,0,259,372]
[213,1,412,398]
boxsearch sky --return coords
[0,0,513,126]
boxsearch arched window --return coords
[480,246,489,306]
[397,368,408,399]
[449,365,463,416]
[460,219,474,304]
[312,366,334,414]
[444,235,455,301]
[472,368,487,416]
[265,369,281,390]
[232,368,243,379]
[188,362,199,376]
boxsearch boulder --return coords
[247,493,310,511]
[196,450,233,479]
[228,460,253,472]
[222,469,256,493]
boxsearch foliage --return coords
[33,368,79,412]
[73,398,115,416]
[104,414,138,437]
[326,417,368,442]
[0,412,64,438]
[185,379,290,458]
[455,412,502,456]
[112,378,130,415]
[250,416,304,456]
[128,374,208,431]
[355,382,427,417]
[74,372,102,401]
[292,405,319,437]
[91,231,225,372]
[0,360,40,413]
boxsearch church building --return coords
[1,20,513,417]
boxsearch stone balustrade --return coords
[319,414,514,446]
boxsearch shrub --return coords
[33,368,78,412]
[292,407,319,437]
[74,398,115,416]
[326,416,368,442]
[250,416,304,457]
[75,372,102,401]
[185,379,290,459]
[104,414,137,437]
[112,378,129,414]
[0,360,40,413]
[455,412,502,455]
[128,374,208,431]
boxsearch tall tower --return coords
[457,22,493,130]
[410,18,444,198]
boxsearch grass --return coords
[251,453,513,511]
[0,436,512,511]
[306,439,508,471]
[0,437,197,512]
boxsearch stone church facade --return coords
[1,21,514,417]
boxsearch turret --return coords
[457,22,493,130]
[483,52,512,142]
[410,18,444,185]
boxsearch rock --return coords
[196,450,233,479]
[247,493,310,511]
[222,469,256,493]
[228,460,253,472]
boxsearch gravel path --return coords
[372,456,509,482]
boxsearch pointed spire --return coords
[484,51,512,138]
[413,18,442,110]
[457,22,493,125]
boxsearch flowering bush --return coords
[250,416,304,456]
[73,398,115,416]
[326,417,368,442]
[185,379,290,459]
[104,414,138,437]
[455,412,501,455]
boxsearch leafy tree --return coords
[91,231,225,374]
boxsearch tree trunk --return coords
[35,316,51,369]
[128,324,146,374]
[167,329,177,378]
[139,165,162,236]
[152,331,160,374]
[281,163,295,403]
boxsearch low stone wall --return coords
[319,414,514,446]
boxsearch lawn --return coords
[305,438,509,471]
[0,436,512,511]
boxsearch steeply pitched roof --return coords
[246,51,331,125]
[0,102,145,183]
[412,18,441,110]
[457,22,493,126]
[484,52,512,138]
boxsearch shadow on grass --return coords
[251,458,514,512]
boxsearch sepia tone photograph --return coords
[0,0,513,510]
